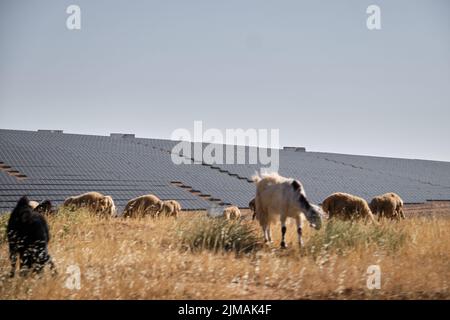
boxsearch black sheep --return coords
[34,200,55,215]
[7,196,56,277]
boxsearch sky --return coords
[0,0,449,161]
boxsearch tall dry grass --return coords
[0,208,448,299]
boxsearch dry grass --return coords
[0,208,449,299]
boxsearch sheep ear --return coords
[18,196,29,207]
[291,180,302,192]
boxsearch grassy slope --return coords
[0,209,449,299]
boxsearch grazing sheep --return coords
[122,194,164,218]
[322,192,376,223]
[370,193,405,220]
[63,192,115,216]
[385,192,405,219]
[34,200,54,215]
[100,195,117,217]
[249,198,256,220]
[63,192,104,211]
[252,172,323,248]
[7,196,56,277]
[161,200,181,218]
[28,200,54,215]
[223,206,241,220]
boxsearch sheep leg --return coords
[262,224,273,243]
[19,251,32,277]
[377,210,383,221]
[263,226,270,243]
[280,216,287,248]
[9,250,17,277]
[295,216,304,247]
[47,255,57,276]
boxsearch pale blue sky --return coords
[0,0,449,161]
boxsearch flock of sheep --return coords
[5,171,405,277]
[249,172,405,247]
[31,192,182,219]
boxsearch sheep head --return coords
[35,200,53,214]
[292,180,323,230]
[307,204,324,230]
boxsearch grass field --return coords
[0,208,449,299]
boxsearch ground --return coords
[0,203,449,299]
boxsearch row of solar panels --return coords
[1,129,449,213]
[0,130,255,212]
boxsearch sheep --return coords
[29,200,54,215]
[34,200,54,216]
[322,192,376,223]
[161,201,175,217]
[249,198,256,220]
[63,192,116,216]
[7,196,56,277]
[169,200,182,217]
[63,192,104,211]
[223,206,241,220]
[252,172,323,248]
[161,200,182,218]
[100,195,117,217]
[122,194,164,218]
[369,193,405,220]
[384,192,405,219]
[389,192,405,219]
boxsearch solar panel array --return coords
[0,129,449,213]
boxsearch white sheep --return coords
[252,172,323,248]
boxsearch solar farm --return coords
[1,128,449,213]
[1,128,450,300]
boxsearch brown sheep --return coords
[63,192,104,211]
[63,192,116,216]
[100,195,117,217]
[169,200,182,215]
[122,194,163,218]
[252,172,323,248]
[369,193,405,220]
[223,206,241,220]
[386,192,405,219]
[161,200,182,218]
[322,192,376,223]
